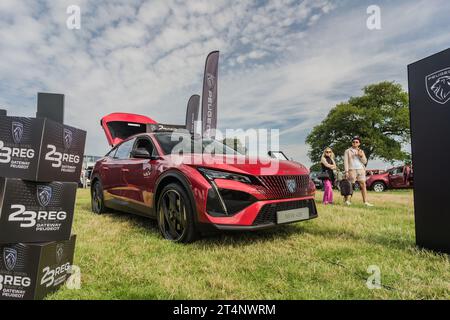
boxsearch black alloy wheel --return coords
[91,180,106,214]
[157,183,197,243]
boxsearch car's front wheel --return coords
[157,183,198,243]
[372,181,386,192]
[91,179,106,214]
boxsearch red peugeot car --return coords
[90,113,317,242]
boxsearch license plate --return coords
[276,207,310,224]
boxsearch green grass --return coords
[48,189,450,300]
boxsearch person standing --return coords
[343,137,374,207]
[403,164,412,186]
[321,147,336,205]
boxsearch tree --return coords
[222,138,247,154]
[309,163,322,172]
[306,81,410,165]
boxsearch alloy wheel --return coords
[158,189,187,241]
[373,183,385,192]
[92,182,103,213]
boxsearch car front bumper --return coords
[204,196,318,231]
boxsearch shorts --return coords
[348,169,366,184]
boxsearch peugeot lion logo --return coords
[63,128,73,149]
[286,179,297,193]
[3,248,17,271]
[426,67,450,105]
[56,244,64,264]
[37,185,52,207]
[206,73,216,89]
[12,121,24,144]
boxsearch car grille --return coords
[255,175,310,199]
[252,199,317,226]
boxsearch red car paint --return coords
[366,165,413,191]
[91,113,317,232]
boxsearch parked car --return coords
[79,167,93,188]
[366,165,413,192]
[309,171,323,190]
[366,169,386,177]
[90,113,318,243]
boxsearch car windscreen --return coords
[153,133,241,155]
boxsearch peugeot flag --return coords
[186,94,200,134]
[201,51,219,138]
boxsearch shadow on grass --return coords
[80,202,304,246]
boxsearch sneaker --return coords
[364,202,374,207]
[345,200,351,206]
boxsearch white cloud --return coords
[0,0,449,169]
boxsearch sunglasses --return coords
[325,151,332,153]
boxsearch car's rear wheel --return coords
[372,181,386,192]
[91,180,106,214]
[157,183,197,243]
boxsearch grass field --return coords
[48,188,449,300]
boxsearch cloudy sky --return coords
[1,0,450,168]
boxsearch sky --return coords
[1,0,450,169]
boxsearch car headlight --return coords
[198,168,252,184]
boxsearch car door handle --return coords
[121,168,130,172]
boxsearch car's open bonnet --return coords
[100,113,157,146]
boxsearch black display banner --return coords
[186,94,200,134]
[408,48,450,254]
[0,178,77,243]
[201,51,219,139]
[0,235,76,300]
[36,92,65,124]
[0,116,86,182]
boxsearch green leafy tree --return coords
[309,163,322,172]
[222,138,246,154]
[306,81,410,165]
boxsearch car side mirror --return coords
[132,148,151,159]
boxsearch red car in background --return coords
[90,113,317,242]
[366,165,413,192]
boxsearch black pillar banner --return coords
[186,94,200,134]
[201,51,219,138]
[37,92,65,124]
[408,48,450,254]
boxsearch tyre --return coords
[91,179,106,214]
[157,183,198,243]
[353,182,361,191]
[372,181,386,192]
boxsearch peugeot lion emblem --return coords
[12,121,24,144]
[425,67,450,105]
[37,185,52,207]
[56,244,64,264]
[206,73,216,89]
[63,128,73,149]
[286,179,297,193]
[3,248,17,271]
